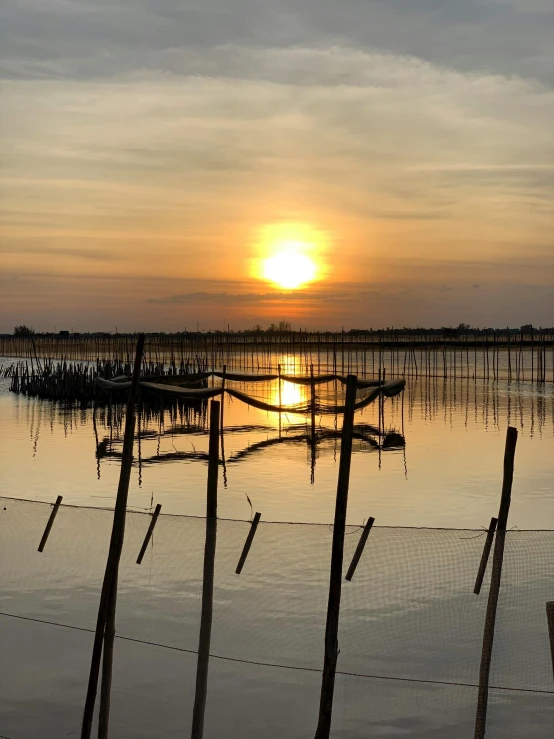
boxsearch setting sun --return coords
[253,223,326,290]
[263,250,317,289]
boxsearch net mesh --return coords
[1,497,553,738]
[94,375,405,416]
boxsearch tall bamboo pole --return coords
[314,374,358,739]
[310,364,316,442]
[474,426,518,739]
[82,334,144,739]
[191,400,220,739]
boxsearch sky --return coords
[1,0,553,332]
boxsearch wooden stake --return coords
[99,576,116,739]
[474,426,518,739]
[278,363,282,436]
[38,495,63,552]
[136,504,162,565]
[191,399,220,739]
[315,374,358,739]
[81,334,144,739]
[547,602,554,684]
[220,364,226,436]
[345,517,375,582]
[235,512,261,575]
[473,517,498,595]
[310,364,317,442]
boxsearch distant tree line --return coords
[9,322,554,338]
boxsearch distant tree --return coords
[252,324,263,332]
[14,325,35,337]
[457,323,471,332]
[266,321,292,332]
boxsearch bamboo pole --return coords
[345,517,375,581]
[314,374,358,739]
[474,426,518,739]
[136,504,162,565]
[547,602,554,684]
[99,577,117,739]
[191,399,220,739]
[278,363,282,437]
[310,364,316,442]
[473,517,498,595]
[235,512,262,574]
[37,495,63,552]
[81,334,144,739]
[220,364,227,433]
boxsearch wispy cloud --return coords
[1,0,553,330]
[147,290,376,305]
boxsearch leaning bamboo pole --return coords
[474,426,518,739]
[81,334,144,739]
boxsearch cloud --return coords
[1,0,553,329]
[2,47,552,232]
[147,290,370,305]
[1,0,553,84]
[0,243,122,261]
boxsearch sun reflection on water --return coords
[272,354,309,409]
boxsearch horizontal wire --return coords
[1,611,552,697]
[2,495,554,530]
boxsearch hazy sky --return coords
[1,0,553,331]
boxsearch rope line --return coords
[2,611,552,697]
[2,496,554,531]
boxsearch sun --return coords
[251,223,326,289]
[263,249,317,289]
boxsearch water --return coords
[1,359,553,528]
[1,357,553,738]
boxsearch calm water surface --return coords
[0,359,553,738]
[1,361,553,528]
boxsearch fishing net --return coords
[0,497,552,738]
[95,375,405,417]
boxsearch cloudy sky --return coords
[1,0,553,331]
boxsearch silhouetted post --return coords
[235,512,261,574]
[191,400,220,739]
[136,504,162,564]
[474,426,518,739]
[82,333,144,739]
[345,517,375,582]
[315,374,358,739]
[531,330,534,383]
[220,364,226,433]
[310,364,316,442]
[473,517,498,595]
[38,495,63,552]
[547,602,554,684]
[278,363,282,436]
[99,576,117,739]
[507,330,512,383]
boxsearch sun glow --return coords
[254,224,325,290]
[263,247,317,289]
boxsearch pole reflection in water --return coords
[2,371,553,527]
